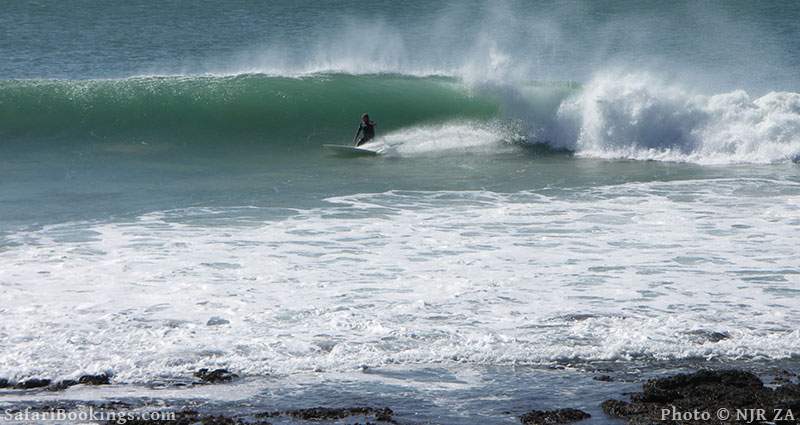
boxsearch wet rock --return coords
[206,316,230,326]
[50,379,79,390]
[520,408,591,425]
[256,407,394,423]
[288,407,393,421]
[289,407,347,420]
[601,399,631,417]
[373,407,395,422]
[560,313,597,322]
[594,375,614,382]
[687,330,731,344]
[602,369,800,425]
[0,378,10,388]
[773,370,798,385]
[14,378,51,389]
[706,331,730,342]
[102,409,271,425]
[183,414,241,425]
[79,373,111,385]
[48,373,110,390]
[96,401,133,410]
[194,368,238,383]
[775,382,800,398]
[634,369,762,403]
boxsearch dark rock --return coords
[632,369,762,404]
[50,379,79,390]
[96,401,133,410]
[773,370,798,385]
[256,407,393,423]
[38,375,110,393]
[254,411,279,419]
[191,414,238,424]
[594,375,614,382]
[520,408,591,425]
[775,383,800,398]
[645,369,762,392]
[287,407,353,420]
[206,317,230,326]
[194,368,238,383]
[687,330,731,343]
[601,399,630,417]
[374,408,394,422]
[560,313,597,322]
[287,407,393,421]
[14,378,51,389]
[79,373,111,385]
[602,369,800,425]
[0,378,10,388]
[101,409,273,425]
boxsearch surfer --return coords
[353,113,376,146]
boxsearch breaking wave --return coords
[1,71,798,164]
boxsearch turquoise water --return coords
[1,1,800,423]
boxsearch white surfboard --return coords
[322,144,380,157]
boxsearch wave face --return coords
[0,74,499,141]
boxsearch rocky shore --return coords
[0,368,798,424]
[602,369,800,425]
[0,373,111,391]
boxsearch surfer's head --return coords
[361,113,370,122]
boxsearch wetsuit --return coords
[355,121,375,146]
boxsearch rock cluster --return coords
[602,369,800,425]
[520,408,591,425]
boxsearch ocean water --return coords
[1,1,800,423]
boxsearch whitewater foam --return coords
[553,72,800,164]
[369,122,521,157]
[1,178,798,384]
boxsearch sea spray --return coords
[552,71,800,164]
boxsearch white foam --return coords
[553,71,800,164]
[368,122,520,157]
[1,179,799,384]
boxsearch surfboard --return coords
[322,144,380,157]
